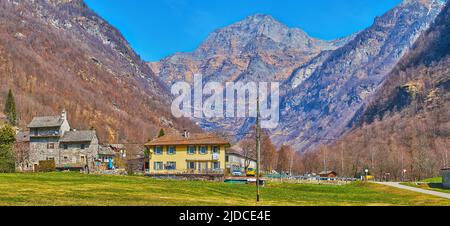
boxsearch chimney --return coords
[61,109,67,121]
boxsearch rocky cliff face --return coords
[318,2,449,179]
[150,14,353,137]
[150,14,351,85]
[360,0,450,125]
[0,0,199,143]
[278,0,444,151]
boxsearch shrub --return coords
[37,160,56,172]
[0,125,16,173]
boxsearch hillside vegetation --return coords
[0,0,199,144]
[296,2,450,180]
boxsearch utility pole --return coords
[58,147,61,170]
[401,150,404,182]
[340,143,344,177]
[256,95,261,203]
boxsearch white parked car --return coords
[232,170,243,177]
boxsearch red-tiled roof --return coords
[145,133,230,146]
[319,171,337,175]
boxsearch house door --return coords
[198,162,208,173]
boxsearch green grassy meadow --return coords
[402,177,450,194]
[0,173,449,206]
[420,177,443,183]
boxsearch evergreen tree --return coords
[3,90,17,126]
[158,129,165,138]
[0,125,16,173]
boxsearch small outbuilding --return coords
[319,171,338,178]
[442,168,450,189]
[97,145,117,170]
[225,146,257,175]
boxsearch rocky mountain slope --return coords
[277,0,444,151]
[150,14,355,136]
[150,14,350,86]
[361,0,449,124]
[316,2,449,179]
[0,0,199,143]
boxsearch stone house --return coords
[58,130,99,170]
[27,110,99,171]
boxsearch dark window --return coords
[188,146,196,155]
[213,162,220,169]
[81,144,85,150]
[187,162,196,169]
[63,144,68,150]
[154,146,163,155]
[212,146,220,154]
[166,162,176,170]
[154,162,163,170]
[168,146,176,155]
[200,146,208,155]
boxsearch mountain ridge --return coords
[149,13,356,138]
[269,0,444,151]
[316,0,449,179]
[149,13,352,85]
[359,0,450,125]
[0,0,199,143]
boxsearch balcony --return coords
[30,130,61,138]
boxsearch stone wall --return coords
[29,134,99,171]
[29,137,60,170]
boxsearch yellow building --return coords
[145,132,230,175]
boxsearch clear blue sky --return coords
[84,0,402,62]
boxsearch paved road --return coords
[376,182,450,199]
